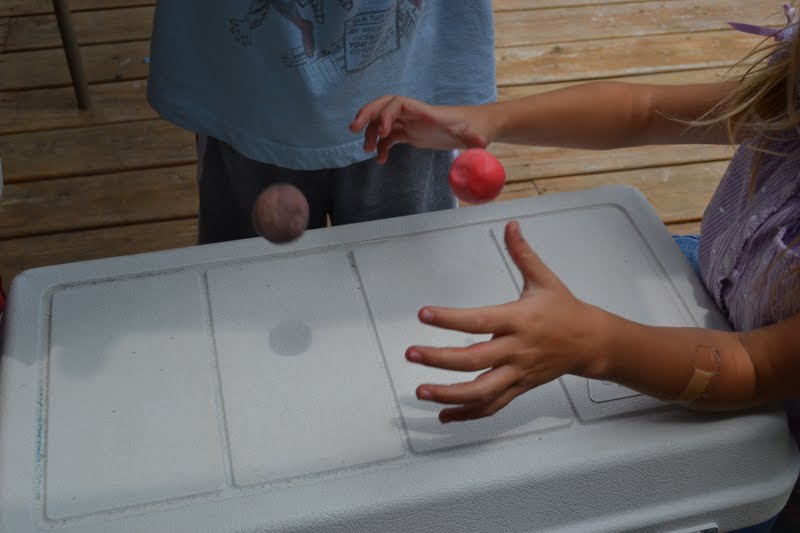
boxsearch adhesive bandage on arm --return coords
[676,345,721,404]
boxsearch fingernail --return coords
[419,308,434,322]
[417,387,433,400]
[406,349,422,363]
[439,414,451,424]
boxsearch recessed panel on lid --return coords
[498,206,693,327]
[207,252,404,486]
[354,227,574,453]
[46,273,224,519]
[589,380,641,403]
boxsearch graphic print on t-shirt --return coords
[229,0,423,77]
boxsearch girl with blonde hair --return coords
[351,4,800,530]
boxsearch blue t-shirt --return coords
[148,0,496,170]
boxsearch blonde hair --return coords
[704,5,800,148]
[695,4,800,321]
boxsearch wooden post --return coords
[52,0,91,109]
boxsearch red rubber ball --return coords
[448,148,506,204]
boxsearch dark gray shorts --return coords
[196,136,456,244]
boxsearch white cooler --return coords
[1,186,797,533]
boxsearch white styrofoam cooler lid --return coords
[1,186,797,533]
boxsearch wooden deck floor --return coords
[0,1,783,288]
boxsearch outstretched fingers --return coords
[351,96,432,153]
[438,385,526,423]
[415,365,519,407]
[417,303,515,336]
[375,128,409,163]
[406,335,516,371]
[350,94,394,133]
[504,221,559,288]
[352,95,397,153]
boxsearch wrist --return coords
[572,303,616,380]
[483,102,511,144]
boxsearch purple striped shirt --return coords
[699,138,800,331]
[698,135,800,451]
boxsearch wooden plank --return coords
[13,116,724,188]
[13,0,739,54]
[0,80,155,135]
[667,220,702,234]
[0,179,708,288]
[0,64,740,138]
[534,161,728,223]
[492,143,734,182]
[0,0,154,17]
[497,30,758,87]
[1,29,758,92]
[494,0,656,10]
[0,218,197,286]
[488,137,733,161]
[0,40,149,91]
[0,165,197,239]
[3,6,153,52]
[461,179,705,255]
[5,0,643,17]
[3,0,628,17]
[0,119,196,182]
[495,68,743,190]
[458,180,539,207]
[462,178,706,232]
[494,0,781,49]
[493,180,540,202]
[0,17,9,49]
[497,66,736,101]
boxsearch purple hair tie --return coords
[728,3,799,42]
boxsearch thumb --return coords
[504,221,559,290]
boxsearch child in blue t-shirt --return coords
[147,1,496,243]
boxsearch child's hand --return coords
[406,221,607,423]
[349,95,494,163]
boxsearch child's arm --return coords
[350,81,737,163]
[490,81,737,148]
[596,305,799,410]
[407,221,799,423]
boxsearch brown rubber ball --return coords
[251,183,310,244]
